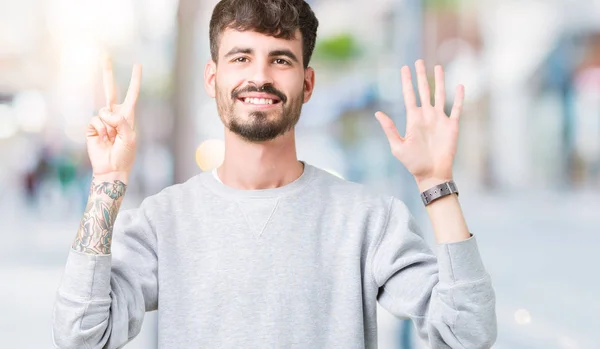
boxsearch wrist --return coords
[93,172,130,185]
[416,176,453,193]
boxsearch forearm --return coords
[72,173,129,254]
[374,197,496,347]
[417,178,470,244]
[55,174,157,349]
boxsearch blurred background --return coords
[1,0,599,348]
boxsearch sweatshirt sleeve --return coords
[372,198,497,349]
[52,203,158,349]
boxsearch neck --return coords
[217,129,303,190]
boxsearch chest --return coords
[156,197,370,301]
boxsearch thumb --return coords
[375,111,404,150]
[99,108,135,142]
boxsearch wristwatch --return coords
[420,180,458,206]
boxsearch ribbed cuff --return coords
[59,249,112,300]
[436,235,487,285]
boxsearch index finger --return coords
[122,64,143,121]
[102,55,117,109]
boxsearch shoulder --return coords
[308,164,396,213]
[133,172,211,217]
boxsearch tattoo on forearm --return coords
[94,180,127,200]
[72,180,127,254]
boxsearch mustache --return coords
[231,85,287,103]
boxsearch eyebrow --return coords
[224,47,253,58]
[223,47,299,64]
[269,49,299,63]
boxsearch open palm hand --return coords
[375,60,464,185]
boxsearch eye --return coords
[274,58,290,65]
[233,57,248,63]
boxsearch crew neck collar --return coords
[201,161,315,199]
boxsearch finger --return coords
[97,108,117,141]
[415,59,431,107]
[122,64,142,121]
[434,65,446,111]
[102,55,118,109]
[105,124,117,143]
[99,108,134,140]
[99,108,123,128]
[88,116,109,142]
[450,84,465,121]
[401,66,417,109]
[375,111,404,145]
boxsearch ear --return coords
[303,67,315,103]
[204,60,217,98]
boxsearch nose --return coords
[248,59,273,88]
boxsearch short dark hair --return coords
[209,0,319,69]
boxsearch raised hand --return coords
[86,56,142,177]
[375,60,464,186]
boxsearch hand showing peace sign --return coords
[86,56,142,177]
[375,60,464,186]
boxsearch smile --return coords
[242,97,278,105]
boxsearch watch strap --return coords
[420,180,458,206]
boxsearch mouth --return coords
[239,97,280,105]
[237,96,282,107]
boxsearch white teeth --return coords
[243,98,274,105]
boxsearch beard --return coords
[216,82,304,142]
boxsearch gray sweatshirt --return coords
[52,163,497,349]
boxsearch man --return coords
[52,0,497,348]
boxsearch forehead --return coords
[218,28,302,57]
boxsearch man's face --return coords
[205,29,315,142]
